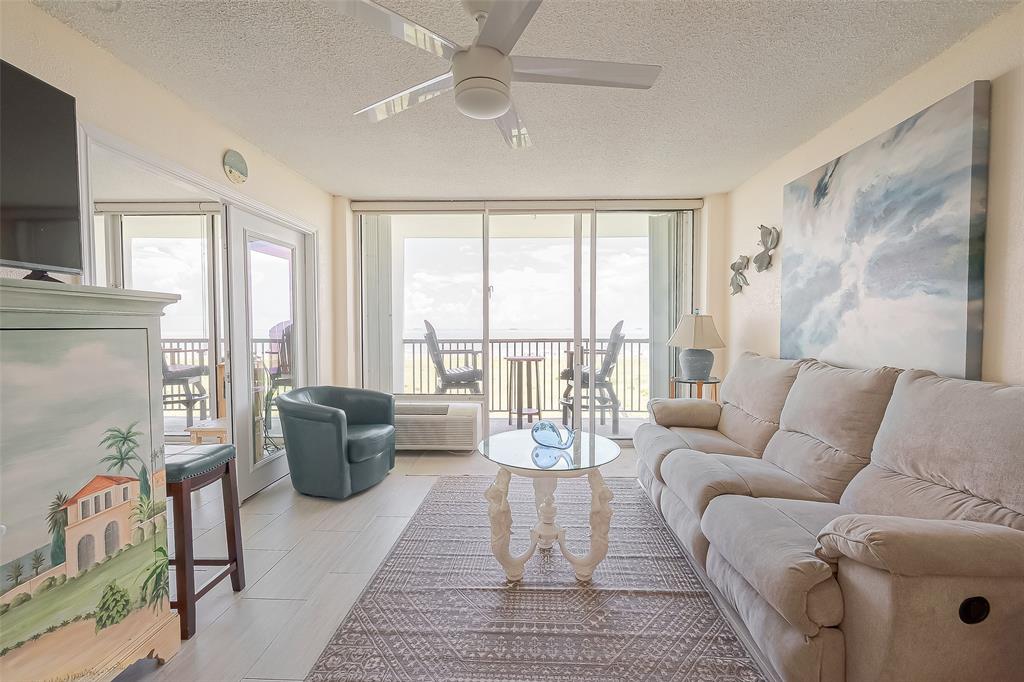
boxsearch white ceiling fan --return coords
[341,0,662,148]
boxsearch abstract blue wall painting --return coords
[781,81,989,379]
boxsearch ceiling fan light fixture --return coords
[454,78,511,119]
[345,1,662,147]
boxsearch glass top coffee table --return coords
[478,429,620,583]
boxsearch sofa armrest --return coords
[648,398,722,429]
[815,514,1024,577]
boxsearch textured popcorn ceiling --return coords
[38,0,1013,200]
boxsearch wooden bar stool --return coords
[506,355,543,429]
[166,443,245,640]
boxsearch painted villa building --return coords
[62,475,140,576]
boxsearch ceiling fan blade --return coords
[354,72,454,122]
[512,56,661,89]
[476,0,541,55]
[338,0,460,60]
[495,102,532,149]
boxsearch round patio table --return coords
[478,428,620,582]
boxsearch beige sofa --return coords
[635,353,1024,682]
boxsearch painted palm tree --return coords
[31,551,45,576]
[131,496,159,547]
[46,491,70,566]
[131,496,156,524]
[6,560,24,587]
[140,546,170,611]
[100,422,151,500]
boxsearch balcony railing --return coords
[403,337,651,415]
[160,336,652,417]
[160,337,278,415]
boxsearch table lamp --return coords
[668,313,724,382]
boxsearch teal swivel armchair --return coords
[275,386,395,500]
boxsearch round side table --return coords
[669,376,721,400]
[478,429,620,583]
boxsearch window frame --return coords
[355,204,696,438]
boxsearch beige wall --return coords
[722,4,1024,384]
[332,197,359,385]
[1,1,340,381]
[697,194,730,379]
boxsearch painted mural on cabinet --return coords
[0,328,170,681]
[781,81,989,379]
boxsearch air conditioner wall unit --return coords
[394,401,481,451]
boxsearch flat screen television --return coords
[1,60,83,277]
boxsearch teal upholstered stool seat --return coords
[166,443,244,640]
[276,386,396,500]
[166,443,236,483]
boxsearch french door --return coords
[227,206,310,499]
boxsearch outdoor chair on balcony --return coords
[559,320,625,434]
[424,320,483,394]
[162,354,208,428]
[263,321,294,428]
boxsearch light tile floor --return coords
[154,447,638,682]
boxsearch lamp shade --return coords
[668,314,725,349]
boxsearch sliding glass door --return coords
[587,212,691,430]
[360,209,692,440]
[362,213,484,399]
[488,212,593,433]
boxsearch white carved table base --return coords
[485,467,614,583]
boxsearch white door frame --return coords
[76,128,322,497]
[227,205,312,499]
[77,126,322,383]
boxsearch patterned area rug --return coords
[308,476,766,681]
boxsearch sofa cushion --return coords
[762,361,901,502]
[701,496,847,635]
[635,424,754,485]
[636,456,664,510]
[662,450,830,518]
[841,370,1024,529]
[667,427,756,457]
[718,352,805,455]
[659,486,710,567]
